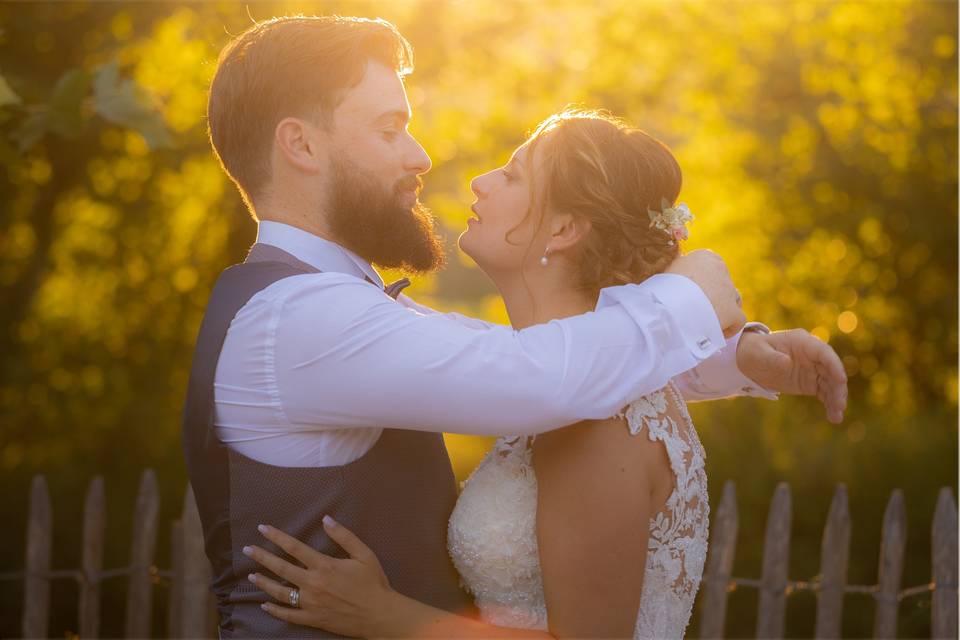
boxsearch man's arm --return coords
[395,293,502,330]
[399,293,847,423]
[673,324,848,423]
[399,295,779,400]
[273,272,725,437]
[400,295,782,401]
[672,324,779,402]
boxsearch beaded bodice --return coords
[446,382,709,639]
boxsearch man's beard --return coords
[326,157,446,274]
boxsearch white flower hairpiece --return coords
[647,198,694,245]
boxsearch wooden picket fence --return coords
[4,471,958,639]
[11,472,217,640]
[699,482,957,639]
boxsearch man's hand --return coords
[667,250,746,338]
[737,328,848,423]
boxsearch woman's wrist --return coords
[363,586,406,638]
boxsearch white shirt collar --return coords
[255,220,384,288]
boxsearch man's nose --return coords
[404,135,432,175]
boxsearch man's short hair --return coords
[207,16,413,213]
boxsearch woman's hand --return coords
[242,516,394,638]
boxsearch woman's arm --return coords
[362,591,553,639]
[532,417,668,638]
[246,519,554,639]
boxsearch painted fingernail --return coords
[242,546,252,556]
[257,524,268,534]
[261,603,269,611]
[248,573,256,584]
[322,515,336,527]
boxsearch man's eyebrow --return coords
[372,109,410,126]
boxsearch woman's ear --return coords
[548,212,591,252]
[275,117,326,174]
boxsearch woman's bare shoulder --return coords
[533,415,666,472]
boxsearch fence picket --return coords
[814,484,850,639]
[167,520,183,638]
[124,469,159,639]
[873,490,906,639]
[700,480,738,639]
[23,475,52,640]
[79,476,106,639]
[756,482,791,639]
[180,484,214,638]
[931,487,958,639]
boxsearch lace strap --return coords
[493,435,535,460]
[619,388,672,440]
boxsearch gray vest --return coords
[182,243,473,638]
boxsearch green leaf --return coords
[12,111,50,151]
[11,68,92,151]
[92,61,173,149]
[47,68,91,138]
[0,71,20,108]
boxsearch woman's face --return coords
[458,141,550,277]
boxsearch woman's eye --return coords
[381,130,399,141]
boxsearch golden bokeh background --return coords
[0,2,956,637]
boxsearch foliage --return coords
[0,2,955,638]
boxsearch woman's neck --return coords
[494,267,595,330]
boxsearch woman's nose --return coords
[470,173,489,198]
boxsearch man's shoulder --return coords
[245,270,375,301]
[234,270,389,326]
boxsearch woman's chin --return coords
[457,229,475,257]
[457,232,490,273]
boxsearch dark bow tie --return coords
[366,276,411,300]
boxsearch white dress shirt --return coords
[214,221,775,467]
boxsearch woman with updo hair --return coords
[255,109,710,639]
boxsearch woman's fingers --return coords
[323,516,375,564]
[249,572,300,606]
[242,545,308,585]
[257,524,328,570]
[261,602,315,627]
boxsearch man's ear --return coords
[547,212,591,252]
[275,117,326,174]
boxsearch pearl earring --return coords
[540,248,550,267]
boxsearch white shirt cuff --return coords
[640,273,726,360]
[693,322,779,400]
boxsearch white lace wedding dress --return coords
[447,382,709,639]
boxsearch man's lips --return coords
[470,205,481,222]
[397,176,423,199]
